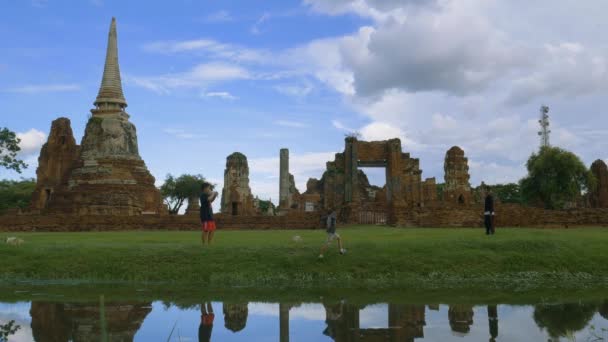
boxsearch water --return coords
[2,296,608,341]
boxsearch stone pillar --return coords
[279,303,290,342]
[386,139,403,203]
[344,137,359,203]
[279,148,290,209]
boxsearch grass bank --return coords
[1,227,608,291]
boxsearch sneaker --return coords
[340,249,346,255]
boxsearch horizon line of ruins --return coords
[20,18,608,226]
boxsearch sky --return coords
[1,0,608,205]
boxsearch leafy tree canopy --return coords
[0,178,36,213]
[0,127,27,173]
[160,174,207,214]
[533,303,597,338]
[520,146,595,209]
[489,183,522,204]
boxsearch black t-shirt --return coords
[200,194,214,221]
[484,195,494,213]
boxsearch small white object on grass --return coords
[292,235,302,242]
[5,237,24,246]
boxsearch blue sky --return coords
[2,0,608,203]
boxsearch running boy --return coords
[319,208,346,259]
[200,182,218,245]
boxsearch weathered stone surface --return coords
[279,148,291,208]
[4,204,608,231]
[317,137,436,224]
[421,177,438,206]
[278,148,303,212]
[223,303,249,332]
[29,118,80,211]
[589,159,608,208]
[449,305,474,334]
[220,152,255,215]
[30,301,152,341]
[32,18,163,216]
[80,115,139,159]
[443,146,472,205]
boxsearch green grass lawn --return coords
[1,226,608,292]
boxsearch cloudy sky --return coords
[1,0,608,204]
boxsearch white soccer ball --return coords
[292,235,302,242]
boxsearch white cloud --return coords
[143,39,271,64]
[251,12,270,35]
[204,10,234,23]
[5,84,81,94]
[203,91,238,100]
[332,120,356,132]
[273,120,310,128]
[163,128,206,140]
[128,63,250,94]
[359,122,403,141]
[17,128,47,155]
[274,83,313,98]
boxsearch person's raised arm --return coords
[209,190,219,203]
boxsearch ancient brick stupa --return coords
[443,146,472,205]
[36,18,163,215]
[220,152,255,216]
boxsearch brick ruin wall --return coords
[0,212,324,232]
[2,205,608,231]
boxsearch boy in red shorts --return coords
[200,182,218,246]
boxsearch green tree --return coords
[520,146,595,209]
[533,303,597,339]
[490,183,522,204]
[0,178,36,213]
[160,174,207,214]
[0,320,21,342]
[0,127,27,173]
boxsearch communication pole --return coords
[538,105,551,148]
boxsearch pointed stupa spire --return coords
[94,17,127,109]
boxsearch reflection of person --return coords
[200,183,219,246]
[319,208,346,259]
[323,302,344,339]
[488,305,498,341]
[484,189,495,235]
[199,302,214,342]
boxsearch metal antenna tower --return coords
[538,105,551,148]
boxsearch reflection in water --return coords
[29,300,152,341]
[533,302,597,340]
[223,303,248,333]
[600,300,608,320]
[488,305,498,341]
[448,304,474,335]
[199,302,214,342]
[2,297,608,341]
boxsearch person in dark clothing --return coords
[199,302,214,342]
[200,182,219,245]
[319,208,346,259]
[484,189,495,235]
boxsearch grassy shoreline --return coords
[1,227,608,293]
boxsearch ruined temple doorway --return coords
[232,202,239,215]
[358,162,389,225]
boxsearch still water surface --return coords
[1,297,608,341]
